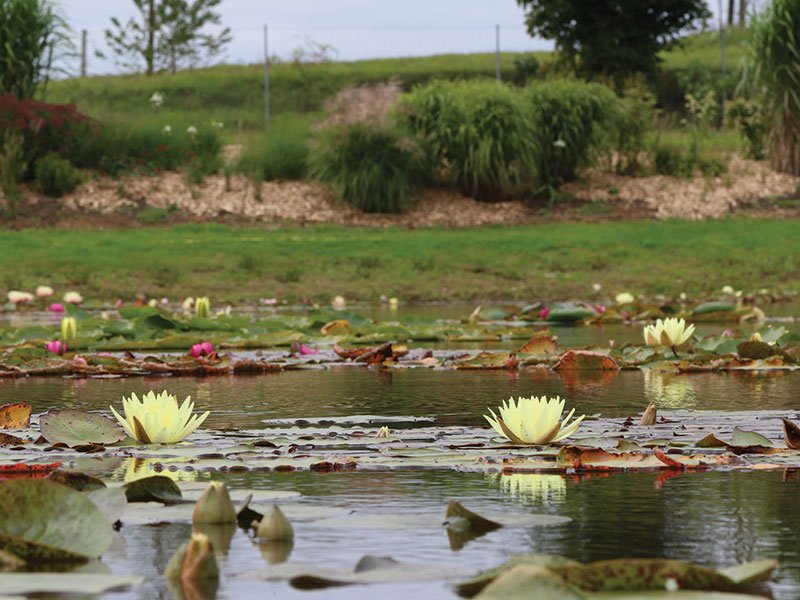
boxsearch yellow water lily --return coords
[110,390,210,444]
[195,297,210,318]
[61,316,77,341]
[643,317,695,347]
[484,395,584,445]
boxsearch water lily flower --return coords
[190,342,214,357]
[49,303,65,313]
[45,340,66,355]
[721,285,734,294]
[539,307,550,320]
[61,316,77,341]
[110,390,210,444]
[615,292,635,305]
[388,297,399,309]
[7,290,33,304]
[297,343,319,355]
[36,285,54,298]
[592,283,602,292]
[163,124,172,134]
[63,291,83,304]
[195,297,210,318]
[485,395,584,445]
[643,317,695,348]
[73,355,88,368]
[332,295,346,310]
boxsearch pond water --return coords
[2,367,800,599]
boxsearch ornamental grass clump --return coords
[401,79,537,201]
[485,395,584,445]
[308,123,431,213]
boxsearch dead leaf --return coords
[782,419,800,450]
[553,351,618,371]
[638,404,657,426]
[0,402,32,429]
[517,335,557,355]
[321,320,352,335]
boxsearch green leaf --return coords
[475,565,583,599]
[123,475,184,504]
[546,307,596,322]
[0,573,141,594]
[691,302,735,316]
[39,410,125,447]
[729,427,773,448]
[0,480,114,562]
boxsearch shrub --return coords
[0,0,71,99]
[308,123,430,213]
[0,131,26,209]
[237,117,310,181]
[402,80,537,200]
[513,54,540,84]
[0,93,95,172]
[610,78,655,175]
[726,98,766,160]
[652,140,728,178]
[34,153,82,196]
[523,79,618,188]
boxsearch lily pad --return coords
[123,475,184,504]
[729,428,773,448]
[0,573,141,594]
[0,480,114,562]
[0,403,31,430]
[39,410,125,447]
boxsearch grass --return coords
[2,220,797,303]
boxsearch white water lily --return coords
[110,390,210,444]
[63,290,83,304]
[7,290,33,304]
[643,317,695,347]
[36,285,54,298]
[615,292,635,304]
[485,395,584,445]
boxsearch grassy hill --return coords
[44,29,748,137]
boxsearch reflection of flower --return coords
[643,369,696,409]
[485,396,584,445]
[114,457,197,483]
[495,473,567,503]
[110,390,210,444]
[643,318,695,347]
[49,303,65,313]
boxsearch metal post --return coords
[495,24,501,82]
[80,29,87,77]
[263,24,270,129]
[719,0,726,124]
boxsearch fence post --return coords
[263,24,270,129]
[495,24,501,82]
[81,29,87,77]
[718,0,726,125]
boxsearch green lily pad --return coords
[0,573,141,594]
[39,410,125,448]
[729,428,773,448]
[0,480,114,562]
[475,564,583,599]
[692,302,735,316]
[123,475,184,505]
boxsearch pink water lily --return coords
[539,307,550,320]
[298,343,319,355]
[45,340,66,355]
[191,342,214,357]
[49,303,65,313]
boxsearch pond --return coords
[2,365,799,599]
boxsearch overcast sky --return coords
[58,0,735,75]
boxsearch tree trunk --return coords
[739,0,747,27]
[146,0,155,75]
[727,0,734,26]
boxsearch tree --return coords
[516,0,711,81]
[0,0,72,98]
[104,0,231,75]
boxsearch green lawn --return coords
[3,220,796,304]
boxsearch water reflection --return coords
[493,473,567,505]
[114,457,199,483]
[643,369,697,409]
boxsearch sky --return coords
[57,0,739,75]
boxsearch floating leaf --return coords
[0,480,113,562]
[553,351,619,371]
[45,470,106,492]
[123,475,184,504]
[0,403,31,430]
[457,555,582,598]
[545,307,596,322]
[475,564,583,599]
[454,352,519,370]
[692,302,735,316]
[729,428,773,448]
[0,573,142,594]
[517,335,558,355]
[39,410,125,448]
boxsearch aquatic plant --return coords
[615,292,635,304]
[44,340,66,355]
[61,316,77,341]
[190,342,213,358]
[109,390,209,444]
[63,290,82,304]
[7,290,32,304]
[484,396,584,445]
[643,317,695,348]
[195,296,210,318]
[35,285,53,298]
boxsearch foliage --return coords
[726,97,766,160]
[743,0,800,175]
[308,124,431,213]
[236,116,311,182]
[0,93,95,171]
[516,0,711,81]
[0,131,26,207]
[402,80,537,200]
[512,53,540,84]
[0,0,71,98]
[524,80,618,187]
[652,139,728,178]
[104,0,231,75]
[34,153,83,197]
[610,78,656,175]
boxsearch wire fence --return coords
[63,25,551,77]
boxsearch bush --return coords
[610,79,656,175]
[0,93,95,172]
[652,140,728,178]
[308,124,430,213]
[34,153,82,196]
[0,131,26,207]
[523,80,618,188]
[401,80,537,200]
[726,98,766,160]
[237,117,310,181]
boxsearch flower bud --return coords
[257,505,294,541]
[195,297,210,319]
[193,482,236,524]
[165,532,219,581]
[61,317,77,342]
